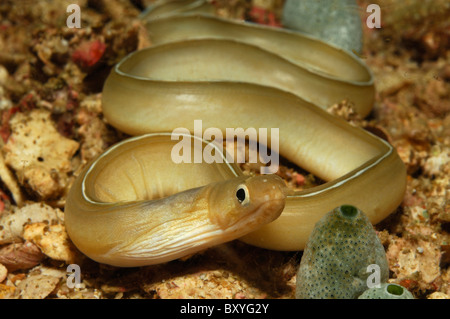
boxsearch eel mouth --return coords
[226,197,286,235]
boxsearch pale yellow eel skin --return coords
[65,1,407,266]
[65,133,287,267]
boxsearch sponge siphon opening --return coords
[339,205,358,219]
[387,284,404,296]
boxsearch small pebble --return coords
[0,65,8,85]
[0,263,7,282]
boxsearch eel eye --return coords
[236,185,250,205]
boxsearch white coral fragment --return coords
[0,203,63,244]
[3,109,79,199]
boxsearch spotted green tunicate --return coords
[358,283,414,299]
[282,0,363,54]
[295,205,389,299]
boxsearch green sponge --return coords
[358,283,414,299]
[296,205,389,299]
